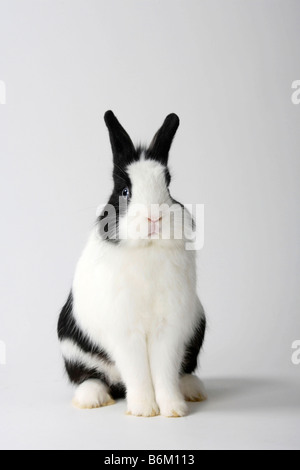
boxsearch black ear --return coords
[104,111,135,167]
[147,113,180,165]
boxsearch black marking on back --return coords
[181,315,206,375]
[58,292,112,363]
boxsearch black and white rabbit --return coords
[58,111,206,417]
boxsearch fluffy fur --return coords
[58,111,206,417]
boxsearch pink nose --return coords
[147,217,162,223]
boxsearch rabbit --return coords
[57,111,207,417]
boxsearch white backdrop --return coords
[0,0,300,450]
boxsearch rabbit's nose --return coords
[147,217,162,223]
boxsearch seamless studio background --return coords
[0,0,300,450]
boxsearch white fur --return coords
[73,379,114,409]
[66,160,203,417]
[180,374,207,401]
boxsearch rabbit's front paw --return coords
[126,394,159,417]
[158,398,188,418]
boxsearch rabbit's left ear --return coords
[147,113,180,166]
[104,111,136,167]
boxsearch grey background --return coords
[0,0,299,450]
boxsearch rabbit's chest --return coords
[116,245,192,293]
[73,242,196,343]
[106,245,195,324]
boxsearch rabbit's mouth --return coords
[148,230,161,238]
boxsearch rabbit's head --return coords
[99,111,189,247]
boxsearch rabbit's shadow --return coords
[189,376,300,415]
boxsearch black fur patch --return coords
[110,383,126,400]
[58,293,112,362]
[165,168,171,187]
[65,360,108,385]
[98,167,132,243]
[181,315,206,375]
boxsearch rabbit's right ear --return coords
[104,111,135,167]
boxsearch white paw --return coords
[126,393,159,417]
[180,374,207,402]
[72,379,115,409]
[158,397,188,418]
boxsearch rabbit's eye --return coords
[122,187,130,199]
